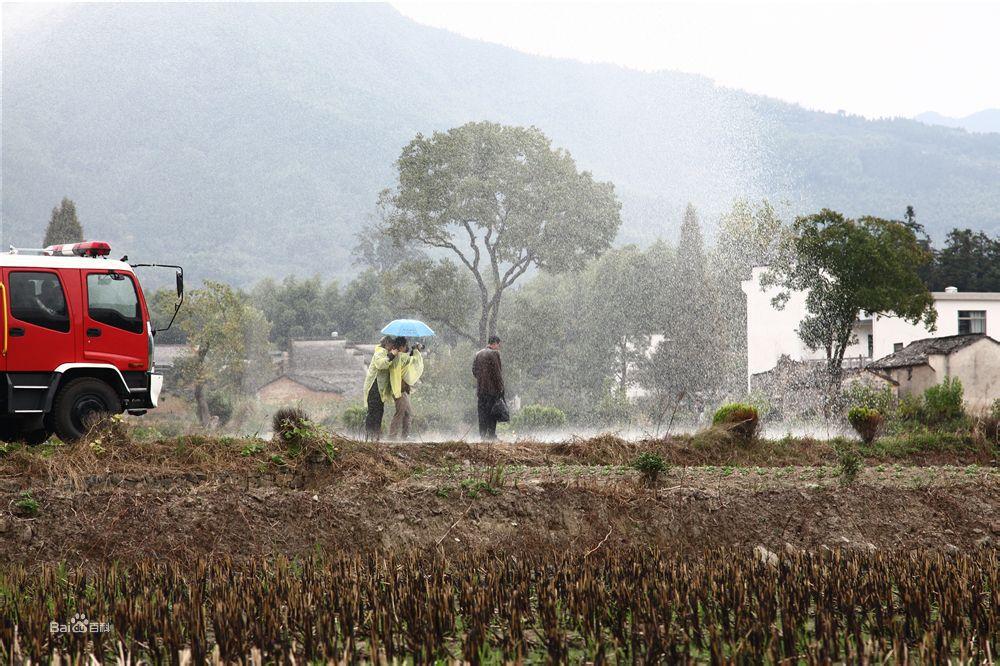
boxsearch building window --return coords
[867,335,873,358]
[958,310,986,334]
[893,343,903,353]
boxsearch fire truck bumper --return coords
[149,373,164,407]
[125,372,163,414]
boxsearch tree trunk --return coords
[194,382,211,428]
[618,337,629,395]
[477,316,488,348]
[481,287,505,346]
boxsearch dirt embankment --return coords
[1,436,996,564]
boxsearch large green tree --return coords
[252,276,342,350]
[173,282,272,427]
[589,243,673,396]
[767,209,936,387]
[378,121,622,345]
[503,243,673,421]
[42,197,84,246]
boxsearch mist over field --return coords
[3,2,999,284]
[1,5,999,662]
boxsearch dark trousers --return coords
[477,393,499,440]
[365,382,384,439]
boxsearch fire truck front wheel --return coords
[51,378,123,442]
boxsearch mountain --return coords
[4,3,1000,284]
[915,110,1000,134]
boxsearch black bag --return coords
[492,394,510,422]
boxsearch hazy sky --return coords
[393,1,1000,119]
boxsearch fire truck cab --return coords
[0,241,182,443]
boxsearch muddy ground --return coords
[1,437,996,564]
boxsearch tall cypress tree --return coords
[711,200,786,395]
[42,197,84,246]
[642,203,723,418]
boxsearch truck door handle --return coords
[86,328,102,337]
[8,327,24,337]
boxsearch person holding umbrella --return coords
[362,336,401,440]
[388,336,424,440]
[365,319,434,440]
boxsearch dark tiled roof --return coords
[267,339,369,394]
[299,340,367,392]
[281,374,344,393]
[869,334,998,369]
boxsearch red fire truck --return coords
[0,241,183,443]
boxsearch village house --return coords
[866,334,1000,411]
[742,266,1000,383]
[256,338,372,403]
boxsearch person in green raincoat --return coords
[389,338,424,440]
[363,336,402,440]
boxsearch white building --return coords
[741,266,1000,384]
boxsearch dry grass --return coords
[4,548,996,663]
[0,417,413,488]
[1,422,995,487]
[547,433,637,465]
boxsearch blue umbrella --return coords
[381,318,436,337]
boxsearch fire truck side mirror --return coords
[175,271,184,299]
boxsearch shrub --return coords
[511,405,567,432]
[982,399,1000,444]
[273,407,310,439]
[272,407,333,459]
[711,403,760,442]
[206,390,234,426]
[339,406,368,435]
[632,452,668,486]
[974,414,1000,444]
[836,443,862,485]
[896,394,924,423]
[84,413,132,450]
[596,391,632,426]
[847,407,885,444]
[922,378,964,425]
[844,383,895,415]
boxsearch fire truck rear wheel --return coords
[52,378,123,442]
[0,421,50,445]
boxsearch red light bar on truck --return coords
[44,241,112,258]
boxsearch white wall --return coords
[741,267,821,378]
[947,340,1000,410]
[890,341,1000,410]
[872,295,1000,359]
[742,267,1000,380]
[742,268,873,379]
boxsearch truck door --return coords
[2,269,76,373]
[81,270,149,372]
[0,272,6,374]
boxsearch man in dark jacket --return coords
[472,335,504,440]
